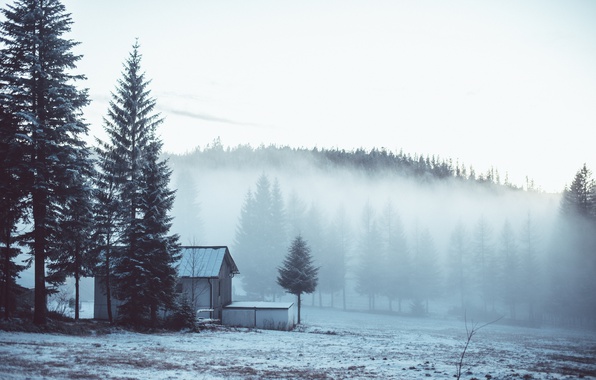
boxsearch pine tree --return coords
[498,220,518,319]
[234,174,287,300]
[379,200,409,313]
[136,142,180,325]
[472,216,495,315]
[519,212,540,322]
[100,42,179,326]
[171,169,202,244]
[1,0,90,325]
[560,164,595,220]
[410,226,440,315]
[447,221,470,314]
[277,235,318,324]
[46,152,96,321]
[0,95,29,319]
[320,205,350,309]
[92,145,121,323]
[355,201,382,311]
[552,164,596,324]
[304,203,329,307]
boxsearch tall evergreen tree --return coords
[92,145,121,323]
[560,164,595,220]
[355,201,382,311]
[46,153,95,321]
[551,164,596,325]
[136,142,180,325]
[320,205,350,309]
[447,221,470,314]
[1,0,90,325]
[472,216,495,315]
[498,220,518,319]
[171,169,202,244]
[100,42,179,326]
[234,174,286,300]
[0,95,28,319]
[379,200,409,312]
[303,203,327,306]
[410,226,440,315]
[519,212,540,322]
[277,235,318,324]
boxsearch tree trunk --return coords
[74,244,81,322]
[33,194,47,325]
[106,252,113,324]
[297,293,301,324]
[3,238,11,320]
[74,267,80,321]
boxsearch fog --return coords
[165,144,596,329]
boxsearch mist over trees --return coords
[169,144,595,328]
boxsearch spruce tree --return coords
[447,221,470,314]
[234,174,287,300]
[498,220,518,319]
[379,200,409,312]
[552,165,596,323]
[277,235,318,324]
[1,0,90,325]
[92,146,121,323]
[472,216,495,315]
[101,42,179,326]
[410,226,440,315]
[0,96,28,319]
[46,154,95,321]
[355,201,382,311]
[136,142,180,325]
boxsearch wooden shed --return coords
[222,301,296,331]
[176,246,239,321]
[94,246,239,321]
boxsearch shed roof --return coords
[177,246,239,278]
[225,301,294,310]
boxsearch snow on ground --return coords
[1,307,595,379]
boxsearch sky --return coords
[53,0,596,192]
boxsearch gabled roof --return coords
[177,246,240,278]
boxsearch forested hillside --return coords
[167,142,596,327]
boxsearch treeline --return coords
[171,138,529,189]
[0,1,179,327]
[232,166,596,327]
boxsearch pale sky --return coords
[57,0,596,193]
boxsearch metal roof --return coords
[177,246,239,278]
[225,302,294,310]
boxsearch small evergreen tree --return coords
[277,235,318,324]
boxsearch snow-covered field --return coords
[1,307,595,379]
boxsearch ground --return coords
[0,307,595,379]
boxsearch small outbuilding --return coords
[177,246,240,321]
[94,246,239,321]
[222,301,296,331]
